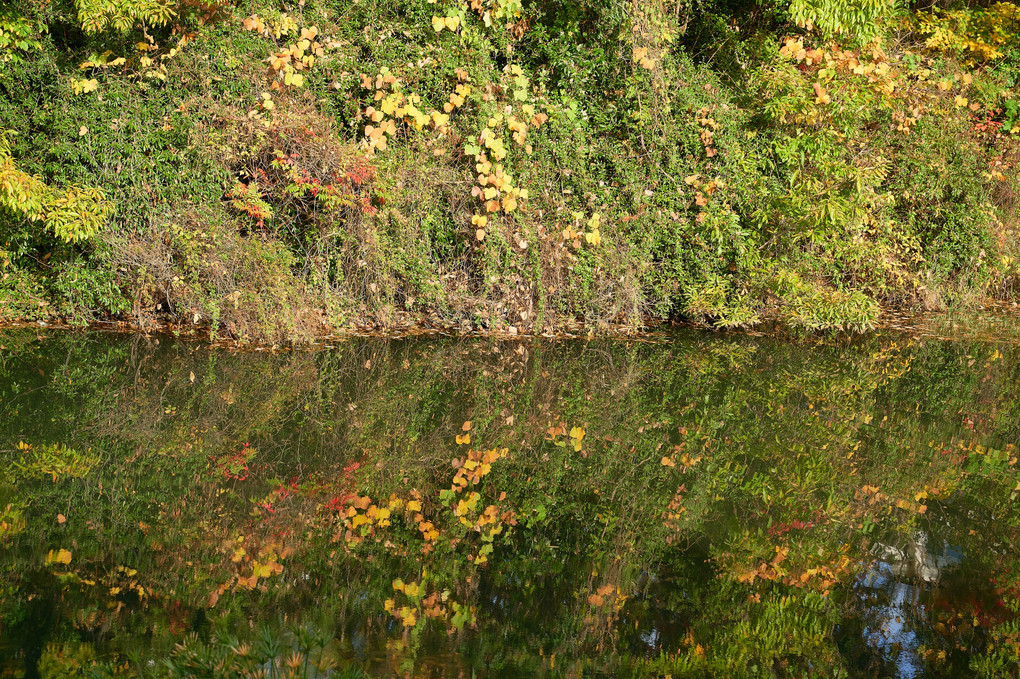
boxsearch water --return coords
[1,326,1019,677]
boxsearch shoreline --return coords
[2,301,1019,350]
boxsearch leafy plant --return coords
[0,132,111,244]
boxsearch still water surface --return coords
[1,326,1019,677]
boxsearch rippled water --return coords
[1,325,1019,677]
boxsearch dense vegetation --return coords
[1,0,1019,340]
[2,327,1020,676]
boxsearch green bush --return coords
[0,0,1016,337]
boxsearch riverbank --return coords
[3,300,1020,353]
[1,1,1018,343]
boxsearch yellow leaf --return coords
[661,456,676,467]
[406,500,422,512]
[392,578,405,592]
[384,598,395,611]
[456,433,471,445]
[404,582,420,597]
[45,548,73,566]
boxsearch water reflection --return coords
[0,328,1018,677]
[839,510,1004,677]
[859,563,926,679]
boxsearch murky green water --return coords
[1,326,1019,678]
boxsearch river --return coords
[1,324,1018,677]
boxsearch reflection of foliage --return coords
[0,329,1019,676]
[10,441,102,482]
[161,624,348,679]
